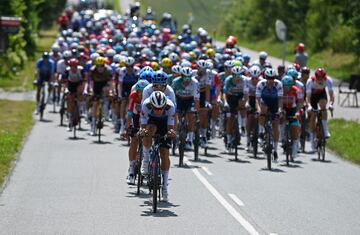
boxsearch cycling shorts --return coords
[68,81,82,94]
[310,90,327,110]
[176,97,194,112]
[227,93,244,113]
[148,115,171,149]
[93,81,108,97]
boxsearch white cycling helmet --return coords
[51,44,60,52]
[172,64,182,74]
[113,54,122,63]
[232,66,244,75]
[206,60,213,69]
[197,59,207,69]
[90,52,100,62]
[150,91,167,108]
[63,50,72,59]
[264,68,277,79]
[224,60,235,68]
[181,66,193,77]
[249,65,261,78]
[106,49,116,57]
[125,56,135,66]
[259,51,268,60]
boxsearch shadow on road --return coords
[91,140,113,145]
[67,137,86,141]
[311,158,334,163]
[39,119,53,123]
[140,201,179,217]
[227,158,251,164]
[259,167,286,173]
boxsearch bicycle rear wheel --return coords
[194,115,200,161]
[152,163,159,213]
[136,141,143,195]
[265,128,272,170]
[178,120,186,167]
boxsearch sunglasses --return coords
[153,106,164,111]
[96,65,105,68]
[153,84,166,89]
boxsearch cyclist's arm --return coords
[327,78,335,105]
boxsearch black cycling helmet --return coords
[42,52,50,59]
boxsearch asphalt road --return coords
[0,106,359,235]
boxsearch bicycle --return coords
[194,112,200,161]
[37,82,46,121]
[59,88,67,126]
[225,111,241,160]
[248,108,259,158]
[71,95,81,139]
[282,116,297,166]
[263,113,275,170]
[177,112,187,167]
[313,109,333,161]
[299,108,307,153]
[147,134,168,213]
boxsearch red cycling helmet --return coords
[297,43,305,52]
[315,68,326,79]
[69,58,78,67]
[228,35,237,45]
[225,38,235,48]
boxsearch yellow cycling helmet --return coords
[119,59,126,67]
[206,48,215,57]
[205,43,212,49]
[95,56,106,65]
[189,51,196,59]
[151,61,159,71]
[161,57,172,67]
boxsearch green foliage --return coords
[221,0,360,57]
[0,0,65,82]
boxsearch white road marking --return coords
[269,233,279,235]
[228,193,245,207]
[201,166,213,175]
[185,158,260,235]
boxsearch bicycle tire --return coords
[265,125,272,170]
[252,121,258,158]
[152,162,158,213]
[178,119,186,167]
[194,115,200,161]
[136,140,143,195]
[285,124,291,166]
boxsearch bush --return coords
[327,25,357,53]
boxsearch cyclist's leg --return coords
[239,96,247,135]
[186,112,195,144]
[271,113,280,155]
[142,124,156,165]
[309,94,320,149]
[210,98,219,138]
[319,98,329,137]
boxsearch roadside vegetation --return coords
[140,0,360,81]
[328,119,360,164]
[0,100,35,186]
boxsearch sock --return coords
[274,141,278,152]
[259,125,265,134]
[200,128,206,137]
[292,140,299,156]
[129,160,135,175]
[143,147,150,162]
[162,171,169,189]
[241,117,246,128]
[227,134,232,144]
[187,132,194,142]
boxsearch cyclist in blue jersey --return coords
[255,68,283,162]
[35,52,55,114]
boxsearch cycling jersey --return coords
[295,80,305,100]
[142,84,176,107]
[140,98,175,126]
[256,79,283,113]
[283,86,301,109]
[306,76,333,95]
[172,77,200,99]
[128,91,142,116]
[64,66,84,83]
[37,58,55,82]
[119,67,140,97]
[245,77,263,108]
[194,70,212,91]
[223,75,248,95]
[89,65,113,82]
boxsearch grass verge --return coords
[0,27,57,91]
[327,119,360,164]
[0,99,35,186]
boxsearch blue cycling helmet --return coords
[243,54,251,62]
[100,38,108,45]
[139,66,153,74]
[139,70,154,82]
[281,75,294,88]
[126,43,134,50]
[287,68,299,79]
[152,71,168,84]
[135,79,150,91]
